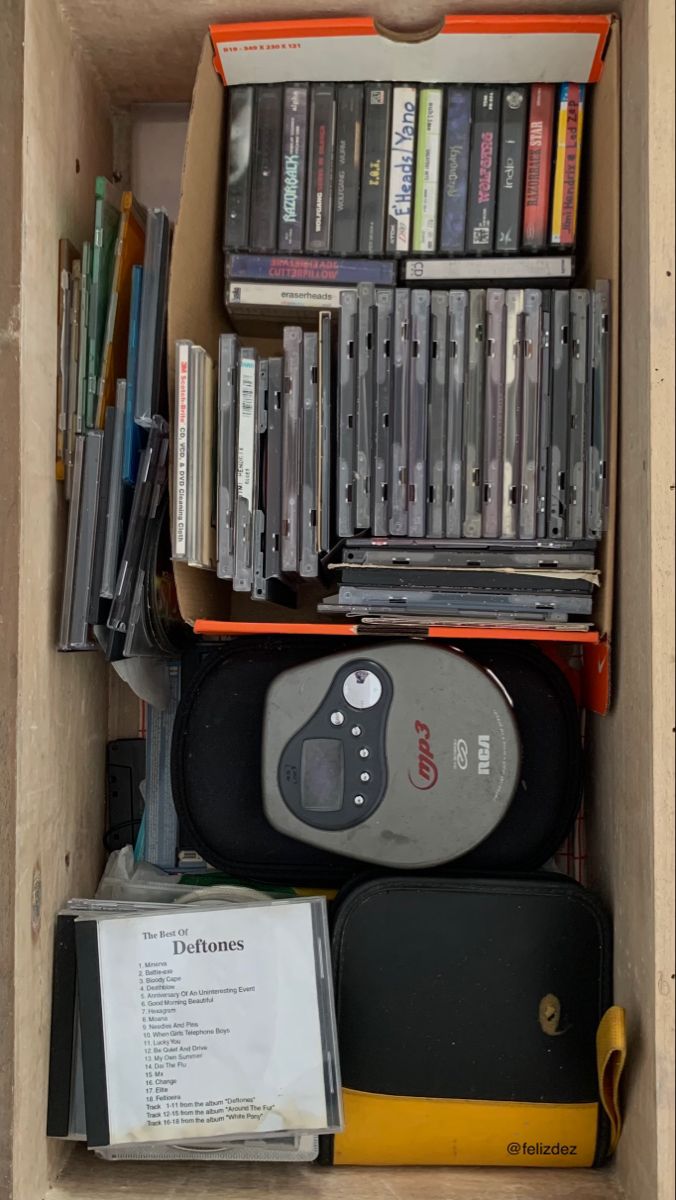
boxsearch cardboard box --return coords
[167,16,619,712]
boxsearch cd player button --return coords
[342,669,383,709]
[359,747,370,759]
[360,771,370,783]
[350,725,362,737]
[353,795,365,806]
[330,711,345,727]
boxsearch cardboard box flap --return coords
[210,14,612,87]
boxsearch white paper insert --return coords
[95,902,330,1145]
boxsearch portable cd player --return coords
[261,641,521,868]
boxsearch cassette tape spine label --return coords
[358,84,392,257]
[440,85,472,254]
[495,86,528,253]
[550,83,585,248]
[333,85,364,256]
[466,86,501,255]
[173,341,191,560]
[522,84,555,250]
[386,87,418,255]
[278,85,309,255]
[305,84,337,254]
[412,88,443,254]
[224,85,254,251]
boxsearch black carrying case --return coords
[324,874,617,1167]
[171,636,582,885]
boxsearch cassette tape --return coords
[386,86,417,255]
[412,87,443,253]
[359,83,392,257]
[462,289,486,538]
[278,84,309,255]
[333,84,364,256]
[446,290,467,539]
[389,289,411,535]
[250,86,283,254]
[372,288,393,537]
[407,289,430,538]
[305,84,336,254]
[427,291,448,538]
[223,85,254,251]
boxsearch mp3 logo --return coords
[408,720,438,790]
[478,734,491,775]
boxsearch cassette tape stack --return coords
[168,74,610,631]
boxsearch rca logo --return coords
[478,734,491,775]
[408,720,438,790]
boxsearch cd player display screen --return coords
[300,740,344,811]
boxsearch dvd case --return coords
[389,289,411,535]
[337,291,358,537]
[217,334,238,579]
[317,314,332,553]
[233,347,259,590]
[355,283,375,530]
[519,288,542,540]
[427,291,448,538]
[407,289,430,537]
[370,290,392,537]
[462,289,486,538]
[548,290,571,539]
[281,328,303,571]
[501,289,524,538]
[482,288,506,539]
[446,290,467,538]
[300,332,319,577]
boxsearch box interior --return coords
[3,1,674,1199]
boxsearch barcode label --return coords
[237,357,256,506]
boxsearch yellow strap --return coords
[596,1006,627,1153]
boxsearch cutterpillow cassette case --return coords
[171,636,582,885]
